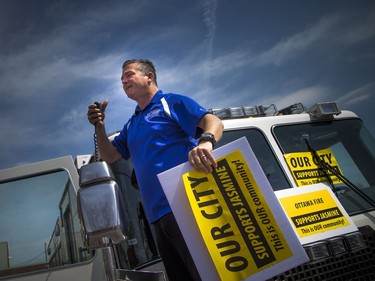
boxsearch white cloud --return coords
[0,116,42,147]
[1,1,375,169]
[264,86,331,110]
[0,0,150,101]
[254,15,339,66]
[340,11,375,44]
[337,83,375,107]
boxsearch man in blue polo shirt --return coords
[87,59,223,281]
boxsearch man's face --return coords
[121,63,149,99]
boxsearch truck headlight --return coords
[328,237,347,255]
[304,241,331,261]
[345,232,367,252]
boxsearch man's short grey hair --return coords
[122,59,157,86]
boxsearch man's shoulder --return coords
[161,91,195,104]
[154,90,181,101]
[161,91,182,98]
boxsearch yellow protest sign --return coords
[183,150,292,281]
[284,148,343,186]
[276,184,356,244]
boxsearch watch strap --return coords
[198,132,216,148]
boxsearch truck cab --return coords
[0,102,374,280]
[213,102,375,280]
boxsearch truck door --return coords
[0,156,97,281]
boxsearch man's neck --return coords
[137,86,159,110]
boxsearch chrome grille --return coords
[268,226,375,281]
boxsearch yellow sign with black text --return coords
[284,148,343,186]
[278,188,351,239]
[183,150,293,281]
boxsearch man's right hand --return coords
[87,99,108,126]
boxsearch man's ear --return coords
[147,72,154,83]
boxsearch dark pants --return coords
[154,212,202,281]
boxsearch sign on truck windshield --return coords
[274,119,375,214]
[283,148,344,186]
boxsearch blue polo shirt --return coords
[112,90,208,223]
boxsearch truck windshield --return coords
[218,128,292,191]
[273,118,375,215]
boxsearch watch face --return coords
[199,133,216,145]
[202,133,213,138]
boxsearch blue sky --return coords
[0,0,374,170]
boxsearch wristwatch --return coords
[198,132,217,148]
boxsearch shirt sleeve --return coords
[167,94,209,138]
[111,120,131,159]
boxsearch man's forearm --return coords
[200,114,224,143]
[96,125,121,163]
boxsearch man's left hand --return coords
[188,142,217,173]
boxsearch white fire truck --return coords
[0,102,374,281]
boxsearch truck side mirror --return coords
[77,161,129,249]
[77,161,166,281]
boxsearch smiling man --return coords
[87,59,223,281]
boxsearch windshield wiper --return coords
[302,134,375,208]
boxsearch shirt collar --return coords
[134,90,164,115]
